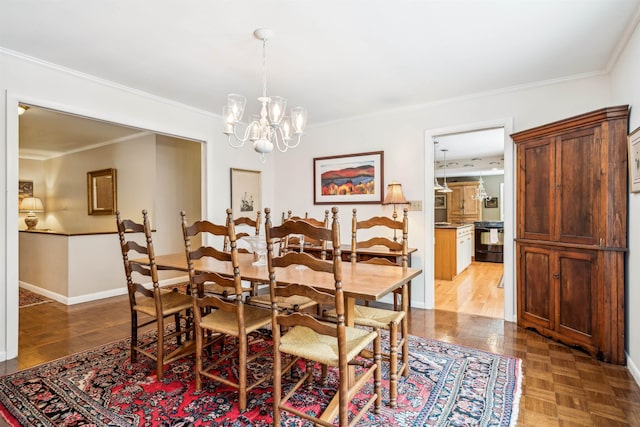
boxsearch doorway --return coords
[16,104,203,366]
[424,118,515,322]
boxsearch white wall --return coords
[1,49,272,360]
[610,18,640,382]
[274,75,612,314]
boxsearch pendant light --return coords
[433,140,443,191]
[438,148,453,193]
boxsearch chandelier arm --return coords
[272,127,289,152]
[228,122,257,148]
[282,133,303,149]
[228,133,246,148]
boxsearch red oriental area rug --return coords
[0,329,521,426]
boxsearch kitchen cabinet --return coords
[435,225,473,280]
[513,105,628,364]
[446,182,482,223]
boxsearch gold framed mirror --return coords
[87,168,117,215]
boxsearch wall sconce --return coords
[19,197,45,230]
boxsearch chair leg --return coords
[401,315,409,377]
[305,360,314,391]
[272,344,282,426]
[130,311,138,363]
[401,285,409,378]
[238,334,248,411]
[156,317,165,380]
[388,322,399,408]
[195,324,203,390]
[174,313,182,346]
[374,331,382,414]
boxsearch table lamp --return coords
[383,181,408,241]
[19,197,44,230]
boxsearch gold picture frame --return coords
[87,168,117,215]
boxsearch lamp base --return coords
[24,213,39,230]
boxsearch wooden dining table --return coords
[150,251,422,327]
[141,251,421,422]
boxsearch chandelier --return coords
[223,28,307,162]
[472,177,490,201]
[433,140,443,191]
[437,148,452,193]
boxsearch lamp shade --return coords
[19,197,44,212]
[383,181,408,205]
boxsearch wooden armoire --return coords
[512,105,628,365]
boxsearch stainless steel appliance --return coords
[474,221,504,263]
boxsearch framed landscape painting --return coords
[313,151,384,204]
[230,168,261,214]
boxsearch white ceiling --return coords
[5,0,640,169]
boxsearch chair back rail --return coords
[224,211,261,252]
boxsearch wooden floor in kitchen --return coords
[435,260,505,319]
[2,282,640,426]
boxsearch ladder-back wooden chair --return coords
[181,209,272,411]
[265,207,381,426]
[116,209,194,380]
[280,210,330,255]
[246,210,328,312]
[326,207,409,407]
[223,210,261,252]
[224,211,262,296]
[352,207,410,309]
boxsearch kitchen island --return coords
[434,223,474,280]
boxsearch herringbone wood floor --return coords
[2,281,639,426]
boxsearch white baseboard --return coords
[627,352,640,387]
[19,275,189,306]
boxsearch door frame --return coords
[423,117,516,322]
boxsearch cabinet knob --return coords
[553,273,560,279]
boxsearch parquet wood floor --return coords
[2,292,639,425]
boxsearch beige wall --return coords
[18,134,200,302]
[42,133,156,233]
[154,135,202,253]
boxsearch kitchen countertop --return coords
[434,223,474,229]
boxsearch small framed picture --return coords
[230,168,262,214]
[484,197,498,208]
[18,180,33,206]
[629,126,640,193]
[434,194,447,209]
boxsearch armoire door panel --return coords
[555,128,601,245]
[520,138,554,241]
[557,250,598,344]
[520,246,552,328]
